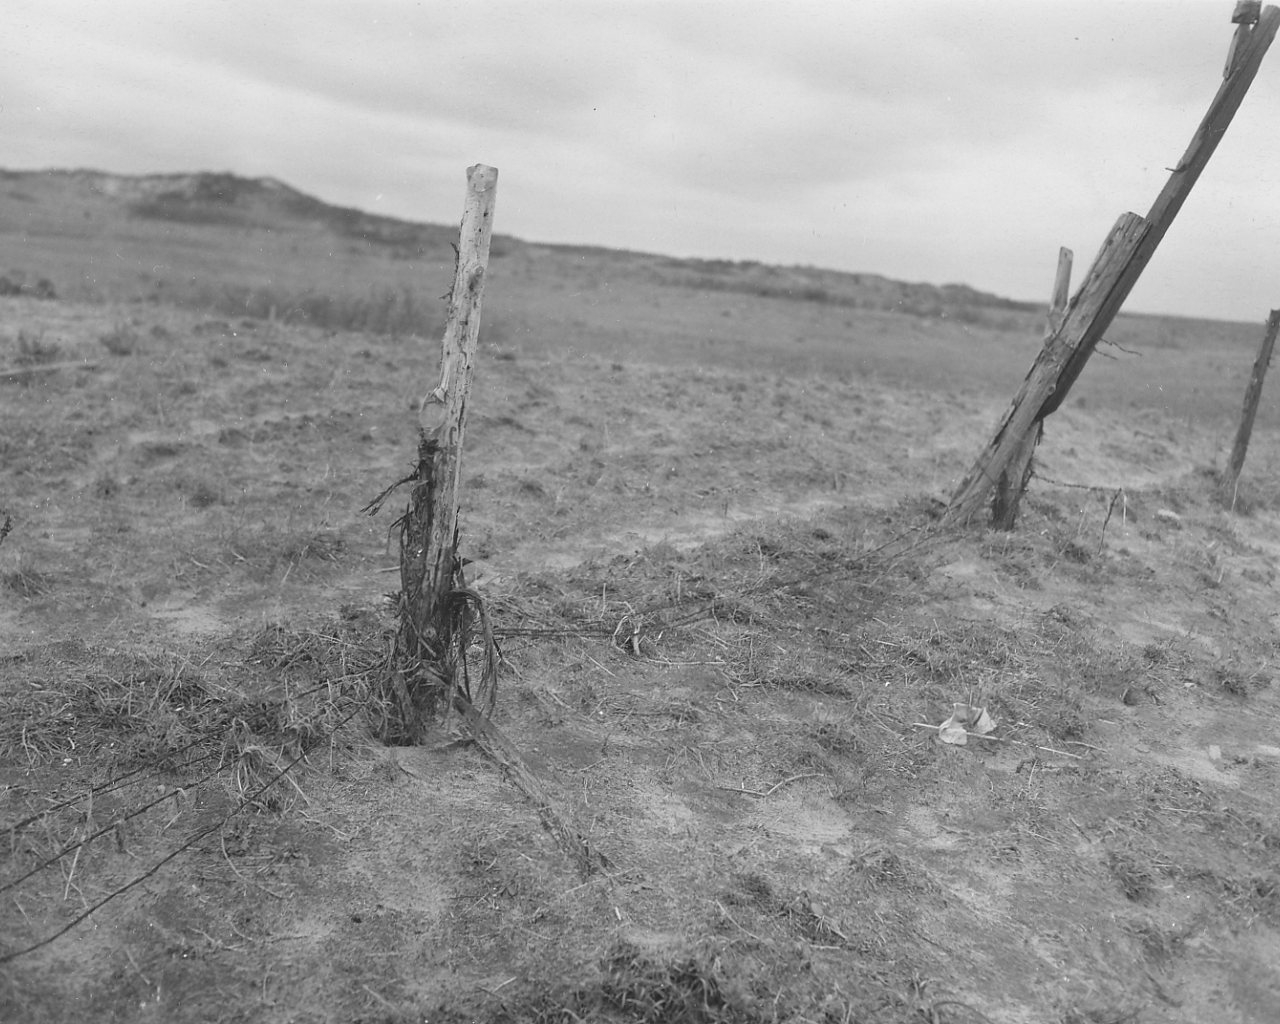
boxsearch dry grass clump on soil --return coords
[2,620,385,790]
[97,321,141,356]
[506,941,753,1024]
[11,328,60,365]
[0,270,57,300]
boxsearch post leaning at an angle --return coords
[945,5,1280,527]
[1220,309,1280,511]
[990,247,1074,530]
[948,215,1146,526]
[416,164,498,602]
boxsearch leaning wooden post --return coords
[378,164,498,742]
[946,4,1280,527]
[1220,309,1280,510]
[950,215,1146,525]
[991,248,1074,530]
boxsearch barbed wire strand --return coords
[1,672,379,890]
[0,701,364,966]
[0,759,231,896]
[5,744,220,837]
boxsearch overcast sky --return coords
[4,1,1278,321]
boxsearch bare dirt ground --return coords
[2,285,1279,1024]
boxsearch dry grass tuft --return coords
[525,941,750,1024]
[2,625,382,777]
[98,322,140,356]
[3,563,58,598]
[12,327,60,365]
[1106,850,1158,903]
[1,618,388,845]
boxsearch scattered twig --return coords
[862,708,907,739]
[764,772,820,795]
[478,976,518,997]
[910,723,1086,760]
[582,653,616,678]
[1145,968,1184,1008]
[715,772,820,798]
[190,926,242,952]
[361,984,397,1011]
[530,870,621,922]
[61,846,83,904]
[220,828,286,899]
[715,900,766,944]
[123,946,152,987]
[926,999,999,1024]
[0,359,100,380]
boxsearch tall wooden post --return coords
[1220,309,1280,510]
[413,164,499,601]
[946,5,1280,527]
[384,164,498,742]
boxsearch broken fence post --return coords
[1047,247,1073,336]
[373,163,499,742]
[990,247,1074,531]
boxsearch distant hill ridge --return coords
[0,168,1039,322]
[16,168,459,251]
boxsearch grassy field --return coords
[1,171,1279,1023]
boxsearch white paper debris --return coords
[937,703,997,746]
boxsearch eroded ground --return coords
[2,296,1279,1023]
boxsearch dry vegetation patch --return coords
[1,210,1280,1022]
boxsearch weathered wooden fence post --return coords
[370,163,498,743]
[990,247,1074,530]
[950,215,1145,526]
[946,3,1279,528]
[1220,309,1280,510]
